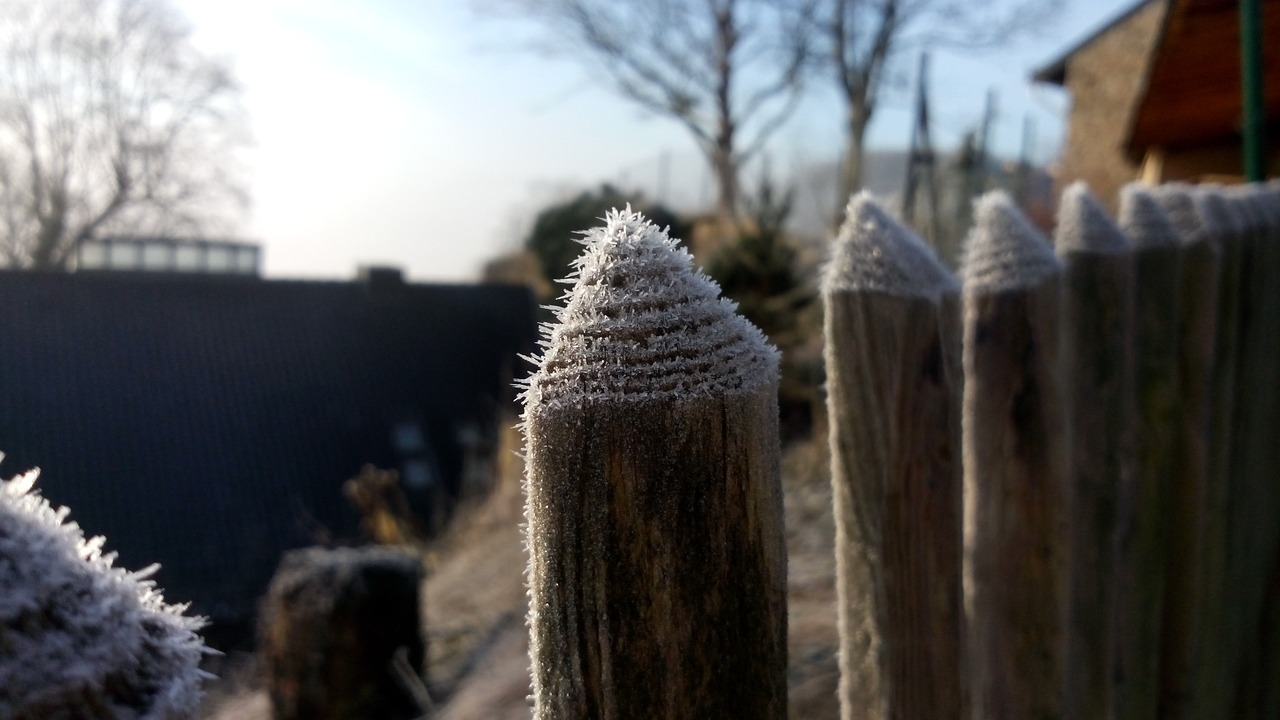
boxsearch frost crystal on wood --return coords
[521,206,778,412]
[0,465,209,719]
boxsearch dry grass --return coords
[200,419,840,719]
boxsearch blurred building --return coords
[1034,0,1280,211]
[0,266,535,649]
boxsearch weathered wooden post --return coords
[1155,185,1235,720]
[1216,186,1280,720]
[960,191,1067,720]
[520,208,787,719]
[258,545,427,720]
[822,193,964,720]
[1242,185,1280,720]
[1054,183,1136,720]
[1115,184,1198,720]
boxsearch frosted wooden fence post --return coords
[960,192,1067,720]
[1156,185,1237,720]
[1238,184,1280,720]
[1115,185,1195,720]
[520,208,787,719]
[1217,187,1280,720]
[821,194,964,720]
[1054,184,1136,720]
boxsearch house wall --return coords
[1055,1,1167,214]
[1142,136,1280,184]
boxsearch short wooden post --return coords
[1054,183,1136,720]
[1115,185,1194,720]
[258,546,426,720]
[961,191,1067,720]
[520,208,787,719]
[1156,186,1237,720]
[822,193,964,720]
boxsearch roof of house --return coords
[1128,0,1280,151]
[0,270,536,647]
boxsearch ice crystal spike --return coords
[0,467,209,719]
[960,191,1060,294]
[823,191,958,299]
[521,207,778,411]
[1055,182,1129,255]
[1119,184,1181,249]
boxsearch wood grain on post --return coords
[960,192,1067,720]
[1114,185,1194,720]
[1054,183,1136,720]
[520,208,787,720]
[1156,186,1235,720]
[822,193,964,720]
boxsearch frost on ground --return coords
[0,464,209,719]
[518,205,778,414]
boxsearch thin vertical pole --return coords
[1240,0,1266,181]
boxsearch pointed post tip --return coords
[961,191,1060,294]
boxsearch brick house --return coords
[1034,0,1280,211]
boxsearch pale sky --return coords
[173,0,1129,282]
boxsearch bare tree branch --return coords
[818,0,1062,209]
[0,0,248,269]
[494,0,815,220]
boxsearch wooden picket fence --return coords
[517,182,1280,720]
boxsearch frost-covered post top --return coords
[823,192,958,300]
[960,191,1061,294]
[521,207,778,413]
[1119,184,1182,250]
[1055,182,1130,256]
[0,466,209,719]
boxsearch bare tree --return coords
[500,0,813,221]
[0,0,248,270]
[821,0,1059,206]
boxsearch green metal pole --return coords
[1241,0,1266,181]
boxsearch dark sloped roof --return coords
[1128,0,1280,151]
[0,270,535,646]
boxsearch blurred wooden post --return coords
[822,194,964,720]
[259,546,427,720]
[521,208,787,720]
[961,192,1067,720]
[1115,185,1196,720]
[1245,186,1280,720]
[1054,184,1136,720]
[1155,186,1235,720]
[1217,188,1280,720]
